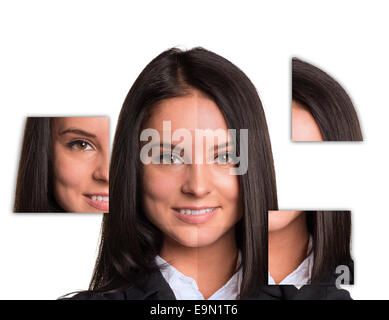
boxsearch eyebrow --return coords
[59,128,96,138]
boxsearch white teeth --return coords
[90,196,109,202]
[179,208,215,215]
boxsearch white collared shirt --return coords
[268,236,314,289]
[155,253,242,300]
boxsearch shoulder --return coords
[287,285,352,300]
[288,269,353,300]
[60,290,126,300]
[251,284,352,300]
[60,270,176,300]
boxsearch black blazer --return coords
[67,269,352,300]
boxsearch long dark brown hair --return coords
[292,57,363,141]
[90,47,278,298]
[14,117,64,212]
[306,210,353,284]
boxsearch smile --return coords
[84,193,109,212]
[89,195,109,201]
[177,207,216,215]
[173,206,219,224]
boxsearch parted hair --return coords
[89,47,278,298]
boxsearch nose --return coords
[181,164,212,197]
[92,152,109,183]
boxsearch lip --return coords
[86,192,109,197]
[172,206,219,224]
[83,193,109,212]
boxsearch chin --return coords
[268,216,289,231]
[171,228,225,248]
[268,224,283,233]
[268,211,304,233]
[169,231,216,248]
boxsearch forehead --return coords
[144,90,228,132]
[52,117,108,133]
[292,100,323,141]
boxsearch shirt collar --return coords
[155,251,242,300]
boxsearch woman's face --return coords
[51,117,109,212]
[268,210,304,232]
[141,90,242,248]
[292,100,323,141]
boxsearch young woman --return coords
[68,48,351,300]
[292,57,363,141]
[69,47,278,300]
[267,210,353,299]
[14,116,109,213]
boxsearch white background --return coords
[0,0,388,299]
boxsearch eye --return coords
[214,152,236,165]
[68,140,94,151]
[160,153,184,164]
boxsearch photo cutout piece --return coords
[14,116,109,213]
[268,210,354,287]
[291,57,363,142]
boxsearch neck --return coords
[268,213,309,284]
[160,228,238,299]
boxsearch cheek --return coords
[54,156,88,189]
[213,170,240,205]
[53,146,92,197]
[142,167,179,222]
[142,168,176,202]
[209,169,241,228]
[53,147,93,212]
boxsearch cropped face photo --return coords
[14,116,109,213]
[268,210,354,287]
[51,117,109,213]
[141,90,242,249]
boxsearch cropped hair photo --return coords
[292,57,363,141]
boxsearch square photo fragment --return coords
[14,116,109,213]
[268,210,353,286]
